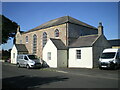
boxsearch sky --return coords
[1,2,119,50]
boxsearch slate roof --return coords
[25,16,97,33]
[15,44,28,52]
[69,35,99,48]
[108,39,120,46]
[50,38,67,50]
[20,31,24,33]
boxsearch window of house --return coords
[55,29,59,37]
[76,50,81,59]
[26,36,28,43]
[33,34,37,54]
[13,53,15,58]
[43,32,47,47]
[47,52,51,60]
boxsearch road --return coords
[2,62,120,89]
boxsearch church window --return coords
[33,34,37,54]
[55,29,59,37]
[26,36,28,43]
[20,40,22,44]
[43,32,47,47]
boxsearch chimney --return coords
[17,25,20,32]
[98,22,103,35]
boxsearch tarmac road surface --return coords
[2,62,120,89]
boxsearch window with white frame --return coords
[47,52,51,60]
[76,50,81,59]
[26,36,28,43]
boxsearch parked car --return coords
[17,54,42,69]
[7,58,11,63]
[98,48,120,69]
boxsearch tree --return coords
[0,15,18,44]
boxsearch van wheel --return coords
[114,65,118,70]
[99,67,103,70]
[26,65,30,69]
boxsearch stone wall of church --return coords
[68,23,98,45]
[18,23,67,58]
[15,22,98,58]
[15,32,23,44]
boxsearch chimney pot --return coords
[98,22,103,35]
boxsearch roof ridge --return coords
[79,34,98,38]
[25,16,97,33]
[91,35,101,45]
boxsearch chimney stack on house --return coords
[98,22,104,35]
[17,25,20,32]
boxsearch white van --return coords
[17,54,42,69]
[98,48,120,69]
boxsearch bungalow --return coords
[68,34,111,68]
[11,44,28,64]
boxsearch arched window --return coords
[26,36,28,43]
[20,40,22,44]
[33,34,37,54]
[43,32,47,47]
[55,29,59,37]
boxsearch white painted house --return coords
[68,34,111,68]
[11,44,28,64]
[43,38,68,68]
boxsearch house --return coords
[108,39,120,49]
[15,16,98,58]
[43,38,68,68]
[11,44,28,64]
[68,23,111,68]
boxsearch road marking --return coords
[56,70,68,73]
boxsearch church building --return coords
[15,16,98,58]
[13,16,111,68]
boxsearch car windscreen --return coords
[28,55,38,60]
[101,52,116,59]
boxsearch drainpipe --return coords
[66,22,69,68]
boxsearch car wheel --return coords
[113,65,118,70]
[17,63,21,68]
[26,64,30,69]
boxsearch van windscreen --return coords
[28,55,38,60]
[101,52,116,59]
